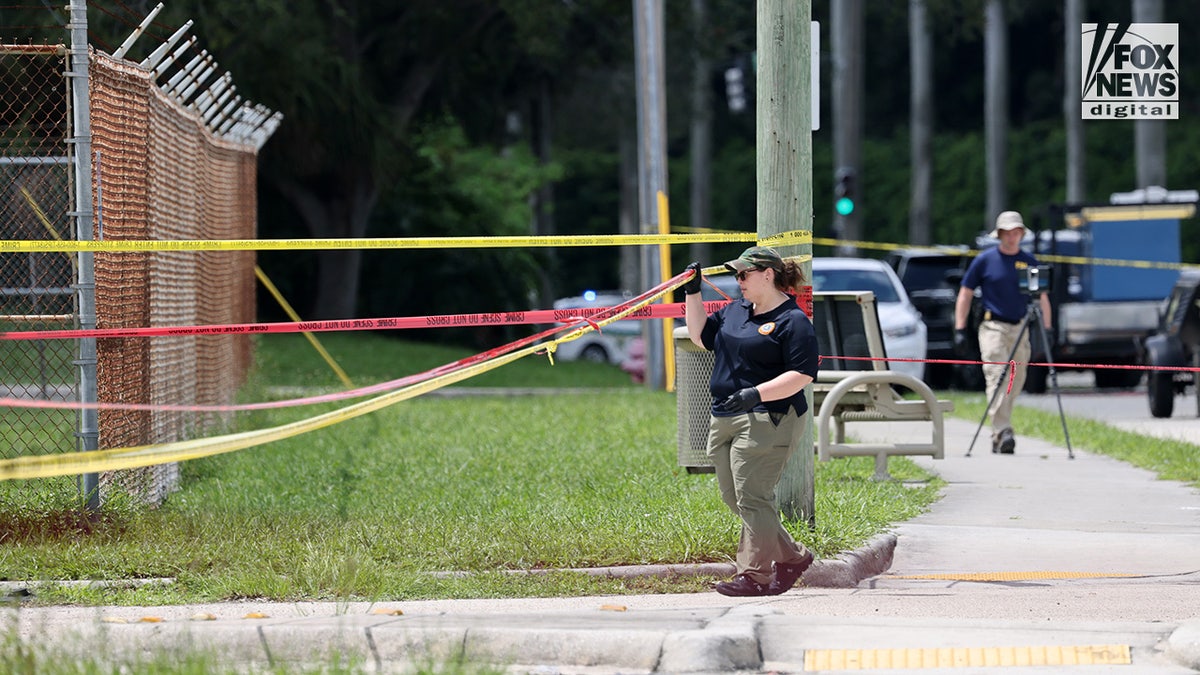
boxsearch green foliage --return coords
[701,119,1200,266]
[552,148,624,293]
[353,117,563,341]
[407,118,564,237]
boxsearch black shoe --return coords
[714,573,768,597]
[766,552,815,595]
[998,429,1015,454]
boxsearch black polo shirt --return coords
[700,297,820,417]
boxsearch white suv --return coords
[811,258,929,381]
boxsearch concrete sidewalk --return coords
[9,412,1200,673]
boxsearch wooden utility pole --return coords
[633,0,670,391]
[910,0,933,244]
[758,0,814,523]
[689,0,713,266]
[984,0,1008,225]
[1065,0,1086,202]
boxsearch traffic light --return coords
[724,65,746,113]
[835,167,856,216]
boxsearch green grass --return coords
[252,332,640,389]
[946,392,1200,488]
[0,339,75,388]
[0,333,943,605]
[0,408,77,459]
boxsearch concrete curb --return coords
[461,532,898,590]
[800,533,897,589]
[1167,618,1200,671]
[6,537,899,673]
[660,605,771,673]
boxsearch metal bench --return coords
[811,291,953,480]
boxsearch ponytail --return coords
[774,258,806,295]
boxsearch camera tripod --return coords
[966,299,1074,459]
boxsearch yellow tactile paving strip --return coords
[804,644,1131,670]
[886,571,1139,581]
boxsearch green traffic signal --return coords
[834,167,856,217]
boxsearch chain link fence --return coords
[1,5,273,509]
[0,44,80,507]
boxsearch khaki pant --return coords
[706,410,811,585]
[978,319,1030,439]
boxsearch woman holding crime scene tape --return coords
[682,246,820,597]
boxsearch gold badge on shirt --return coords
[758,322,776,335]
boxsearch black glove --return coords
[714,387,761,414]
[682,261,702,295]
[954,328,969,356]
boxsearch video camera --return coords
[1018,264,1053,294]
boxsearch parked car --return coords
[884,247,983,390]
[551,291,640,365]
[811,257,928,381]
[1141,268,1200,418]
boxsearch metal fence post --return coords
[67,0,100,510]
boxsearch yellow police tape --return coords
[3,228,1193,272]
[0,229,811,252]
[812,237,1200,273]
[1,226,1194,479]
[0,279,677,481]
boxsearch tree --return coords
[688,0,713,266]
[984,0,1008,226]
[1064,0,1086,202]
[1133,0,1166,189]
[910,0,934,244]
[157,0,630,320]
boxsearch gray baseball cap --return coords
[990,211,1025,237]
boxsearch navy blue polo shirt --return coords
[700,297,820,417]
[961,247,1040,322]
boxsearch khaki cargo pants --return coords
[707,410,812,585]
[978,319,1030,440]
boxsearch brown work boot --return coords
[766,551,815,595]
[714,573,769,597]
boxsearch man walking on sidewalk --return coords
[954,211,1051,454]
